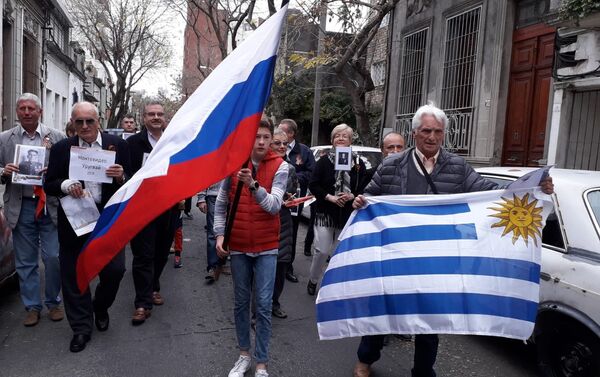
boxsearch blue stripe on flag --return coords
[170,56,276,165]
[321,256,541,286]
[87,199,130,239]
[336,224,477,255]
[353,202,470,224]
[316,292,538,323]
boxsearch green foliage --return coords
[267,71,355,145]
[559,0,600,21]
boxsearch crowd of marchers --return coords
[0,94,554,377]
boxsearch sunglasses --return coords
[73,118,97,126]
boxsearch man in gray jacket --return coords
[0,93,66,326]
[351,103,554,377]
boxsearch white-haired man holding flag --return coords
[350,103,554,377]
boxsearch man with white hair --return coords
[351,103,554,377]
[44,101,131,353]
[0,93,66,327]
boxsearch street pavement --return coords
[0,210,540,376]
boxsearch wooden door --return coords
[502,24,555,166]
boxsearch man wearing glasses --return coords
[44,101,130,352]
[126,101,178,325]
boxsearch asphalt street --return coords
[0,209,540,377]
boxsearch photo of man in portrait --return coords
[18,149,43,176]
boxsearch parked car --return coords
[301,145,383,219]
[476,167,600,377]
[0,204,15,287]
[310,145,382,170]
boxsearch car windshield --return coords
[587,190,600,231]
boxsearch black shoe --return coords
[184,212,193,219]
[69,334,90,353]
[272,307,288,319]
[285,272,299,283]
[94,311,109,332]
[307,281,317,296]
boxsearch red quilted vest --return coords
[228,150,282,253]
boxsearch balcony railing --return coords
[394,107,474,156]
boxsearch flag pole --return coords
[223,158,250,250]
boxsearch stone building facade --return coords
[1,0,85,131]
[383,0,559,167]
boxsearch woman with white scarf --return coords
[306,124,369,295]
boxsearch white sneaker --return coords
[255,369,269,377]
[228,355,252,377]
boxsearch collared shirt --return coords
[61,132,104,203]
[413,148,440,175]
[20,125,42,198]
[147,131,160,148]
[20,124,42,146]
[286,139,296,158]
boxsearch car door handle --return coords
[540,272,551,281]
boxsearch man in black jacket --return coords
[277,119,315,282]
[126,101,178,325]
[44,102,131,353]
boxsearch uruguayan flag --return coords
[316,188,553,341]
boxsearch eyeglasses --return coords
[73,118,97,126]
[146,112,165,118]
[271,141,289,146]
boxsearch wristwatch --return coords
[249,180,260,192]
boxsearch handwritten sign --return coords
[69,147,116,183]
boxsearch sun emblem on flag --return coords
[488,193,543,246]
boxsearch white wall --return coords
[43,55,69,130]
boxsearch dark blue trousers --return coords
[357,334,439,377]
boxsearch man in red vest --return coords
[215,120,288,377]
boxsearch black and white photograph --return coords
[11,144,46,185]
[59,190,100,236]
[334,146,352,171]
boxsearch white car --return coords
[310,145,382,170]
[477,167,600,377]
[301,145,383,219]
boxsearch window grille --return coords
[440,6,481,155]
[395,27,428,149]
[371,61,386,87]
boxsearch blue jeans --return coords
[205,196,220,271]
[231,253,277,364]
[12,199,61,311]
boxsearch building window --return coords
[371,61,386,87]
[395,27,428,148]
[440,6,481,155]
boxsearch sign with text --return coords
[69,147,116,183]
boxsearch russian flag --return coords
[75,5,289,293]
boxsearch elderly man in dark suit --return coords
[44,101,131,353]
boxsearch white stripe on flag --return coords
[317,275,540,304]
[342,210,475,238]
[328,240,539,270]
[317,314,535,340]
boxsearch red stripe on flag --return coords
[75,113,261,293]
